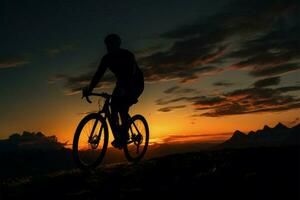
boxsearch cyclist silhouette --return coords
[83,34,144,149]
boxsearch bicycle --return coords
[72,92,149,170]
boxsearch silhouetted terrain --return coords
[0,131,216,180]
[0,131,66,152]
[0,131,73,179]
[1,146,299,199]
[220,123,300,149]
[0,124,299,199]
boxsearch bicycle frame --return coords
[85,92,142,147]
[87,93,128,142]
[98,95,117,135]
[87,95,111,142]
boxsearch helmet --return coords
[104,34,121,48]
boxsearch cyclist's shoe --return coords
[111,139,124,149]
[111,135,130,149]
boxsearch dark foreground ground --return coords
[1,146,299,200]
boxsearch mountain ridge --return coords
[220,122,299,149]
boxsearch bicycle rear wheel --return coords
[72,113,108,170]
[123,114,149,162]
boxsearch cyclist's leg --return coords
[111,87,125,140]
[110,98,120,140]
[110,101,130,148]
[119,103,130,140]
[119,85,143,140]
[111,84,144,145]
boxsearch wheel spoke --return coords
[124,115,149,161]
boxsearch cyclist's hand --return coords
[82,86,91,98]
[82,87,92,103]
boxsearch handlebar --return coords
[82,92,111,103]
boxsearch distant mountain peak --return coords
[263,125,271,131]
[274,122,288,130]
[248,131,255,136]
[231,130,246,140]
[233,130,245,135]
[219,122,299,149]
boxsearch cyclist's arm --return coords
[87,57,107,93]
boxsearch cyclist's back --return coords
[102,48,144,98]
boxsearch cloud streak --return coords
[160,133,232,143]
[51,71,114,95]
[158,105,186,112]
[163,86,197,94]
[0,57,29,69]
[213,81,234,87]
[157,84,300,117]
[253,76,281,88]
[200,85,300,116]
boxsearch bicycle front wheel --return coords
[72,113,108,170]
[124,114,149,162]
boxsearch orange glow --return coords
[2,89,299,148]
[50,105,300,147]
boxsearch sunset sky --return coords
[1,0,299,144]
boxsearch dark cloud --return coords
[51,71,114,95]
[226,3,300,76]
[254,76,281,88]
[0,57,29,69]
[193,97,227,109]
[157,85,300,117]
[162,0,297,40]
[213,81,234,87]
[164,86,180,94]
[152,0,300,116]
[141,0,248,82]
[200,103,247,117]
[133,44,166,57]
[276,86,300,93]
[158,105,186,112]
[140,0,300,83]
[249,63,300,77]
[164,86,197,94]
[178,66,224,83]
[200,86,300,116]
[156,97,192,106]
[142,58,223,83]
[201,102,300,117]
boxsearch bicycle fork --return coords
[88,119,101,143]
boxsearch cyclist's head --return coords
[104,34,121,52]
